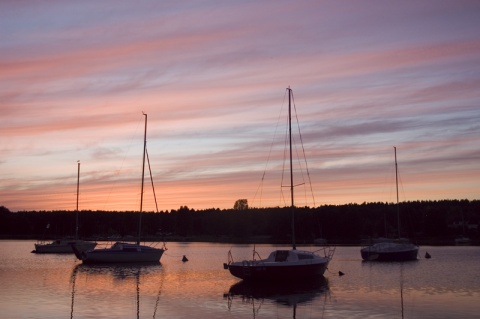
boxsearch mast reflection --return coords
[70,262,164,319]
[225,276,329,318]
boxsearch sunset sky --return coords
[1,1,479,212]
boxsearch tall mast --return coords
[138,112,147,245]
[394,146,401,238]
[288,88,296,250]
[76,161,80,240]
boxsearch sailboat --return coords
[224,88,335,281]
[33,161,97,254]
[71,113,165,263]
[454,209,471,245]
[360,147,418,261]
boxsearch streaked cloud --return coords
[1,0,479,212]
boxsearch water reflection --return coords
[399,263,405,319]
[2,243,479,319]
[70,262,164,319]
[352,261,409,318]
[225,277,329,318]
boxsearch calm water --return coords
[1,241,479,319]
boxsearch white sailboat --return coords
[72,113,165,263]
[224,88,335,281]
[33,161,97,254]
[454,210,471,245]
[360,147,418,261]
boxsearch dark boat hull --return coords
[71,242,164,264]
[227,261,328,281]
[361,246,418,261]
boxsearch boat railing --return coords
[314,246,336,260]
[136,240,167,250]
[252,249,264,262]
[227,249,234,265]
[225,249,266,267]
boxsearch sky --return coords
[1,0,479,212]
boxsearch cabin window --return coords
[274,250,289,262]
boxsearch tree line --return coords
[0,199,478,245]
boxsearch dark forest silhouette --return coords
[1,200,478,245]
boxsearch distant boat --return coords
[360,147,418,261]
[34,238,96,254]
[224,88,335,280]
[72,113,165,263]
[454,210,471,245]
[454,236,471,245]
[33,162,97,254]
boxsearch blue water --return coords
[0,241,479,318]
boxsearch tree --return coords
[234,199,248,210]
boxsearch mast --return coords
[288,88,296,250]
[76,161,80,240]
[394,146,401,238]
[138,112,147,245]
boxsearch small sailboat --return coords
[454,210,471,245]
[454,235,471,245]
[224,88,335,281]
[33,161,97,254]
[72,113,165,263]
[360,147,418,261]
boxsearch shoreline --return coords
[2,235,478,246]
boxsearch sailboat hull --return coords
[361,242,418,261]
[225,249,333,281]
[227,261,329,281]
[72,242,164,264]
[34,240,97,254]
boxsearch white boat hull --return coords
[72,242,164,264]
[34,240,97,254]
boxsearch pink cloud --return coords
[1,1,479,211]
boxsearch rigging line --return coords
[280,114,289,207]
[251,172,265,207]
[292,93,316,207]
[397,163,406,203]
[252,89,289,207]
[145,147,159,213]
[102,115,144,211]
[293,133,309,206]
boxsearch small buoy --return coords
[339,271,345,276]
[425,252,431,259]
[182,255,188,262]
